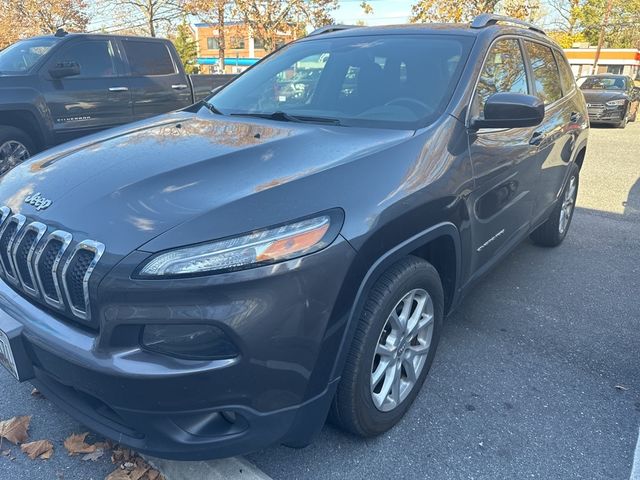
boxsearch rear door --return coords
[467,37,541,274]
[522,41,573,217]
[41,38,132,144]
[120,39,193,120]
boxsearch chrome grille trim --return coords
[33,230,73,309]
[0,214,26,285]
[12,221,47,297]
[61,240,105,321]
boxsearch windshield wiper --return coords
[230,111,341,125]
[202,101,224,115]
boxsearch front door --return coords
[467,38,541,275]
[41,39,132,144]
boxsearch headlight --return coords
[136,211,341,278]
[606,99,626,106]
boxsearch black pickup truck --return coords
[0,31,233,173]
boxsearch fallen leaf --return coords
[1,449,10,456]
[64,432,96,455]
[146,470,160,480]
[31,388,44,399]
[129,465,149,480]
[82,447,105,461]
[21,439,53,459]
[614,385,628,391]
[105,468,131,480]
[0,416,31,445]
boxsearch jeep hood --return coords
[0,109,412,255]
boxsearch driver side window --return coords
[473,39,529,118]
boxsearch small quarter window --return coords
[554,50,576,95]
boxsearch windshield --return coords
[209,34,473,129]
[580,76,626,90]
[0,38,58,74]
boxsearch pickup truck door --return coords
[41,38,132,144]
[467,38,541,275]
[120,39,193,120]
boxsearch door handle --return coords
[171,84,188,90]
[108,87,129,92]
[529,131,546,146]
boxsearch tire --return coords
[616,112,628,128]
[530,163,579,247]
[330,256,443,437]
[0,126,35,175]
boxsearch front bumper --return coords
[0,237,356,459]
[587,106,625,123]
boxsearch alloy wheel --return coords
[559,175,577,235]
[370,288,434,412]
[0,140,30,175]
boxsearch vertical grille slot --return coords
[13,222,47,296]
[62,241,105,321]
[0,214,26,283]
[34,231,72,308]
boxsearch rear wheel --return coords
[330,256,443,437]
[530,164,579,247]
[0,126,35,175]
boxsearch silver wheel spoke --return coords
[371,287,434,412]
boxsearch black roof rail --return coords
[470,14,546,35]
[308,25,361,36]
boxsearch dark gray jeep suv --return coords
[0,15,588,460]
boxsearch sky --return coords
[334,0,413,25]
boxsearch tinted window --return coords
[210,35,473,130]
[0,38,58,73]
[474,39,529,116]
[51,40,116,78]
[123,41,175,76]
[525,42,563,104]
[554,51,576,95]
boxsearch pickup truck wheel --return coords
[0,126,34,175]
[330,256,443,437]
[530,164,579,247]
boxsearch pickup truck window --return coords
[0,38,58,74]
[50,40,117,78]
[123,41,175,76]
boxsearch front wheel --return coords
[530,164,579,247]
[330,256,443,437]
[0,126,35,175]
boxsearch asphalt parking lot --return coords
[1,122,639,480]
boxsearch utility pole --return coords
[591,0,614,75]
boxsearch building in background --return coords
[193,22,296,74]
[564,46,640,79]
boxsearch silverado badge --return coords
[24,192,53,211]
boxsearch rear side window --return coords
[123,41,175,76]
[554,50,576,95]
[474,39,529,116]
[51,40,116,78]
[525,41,563,104]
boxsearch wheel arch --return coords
[0,109,47,152]
[329,222,461,382]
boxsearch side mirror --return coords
[49,61,80,79]
[471,93,545,129]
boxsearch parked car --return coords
[0,30,234,173]
[0,15,588,460]
[579,74,639,127]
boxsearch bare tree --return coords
[234,0,338,52]
[186,0,231,72]
[112,0,184,37]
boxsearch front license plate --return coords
[0,328,19,380]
